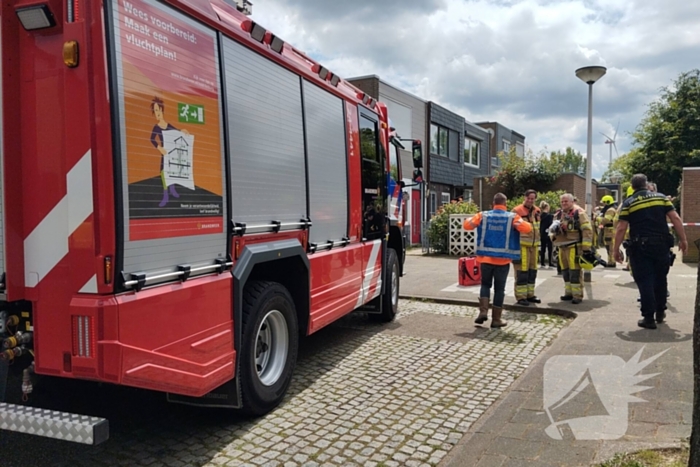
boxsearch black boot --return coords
[527,296,541,304]
[638,319,657,329]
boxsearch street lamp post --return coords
[576,65,606,283]
[575,66,607,218]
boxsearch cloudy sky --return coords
[249,0,699,179]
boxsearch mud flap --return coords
[167,378,241,409]
[357,295,382,314]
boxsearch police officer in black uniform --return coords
[613,174,688,329]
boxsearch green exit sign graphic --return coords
[178,103,205,124]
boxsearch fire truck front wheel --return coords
[372,248,399,323]
[240,281,299,416]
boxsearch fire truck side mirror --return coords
[412,168,423,183]
[412,140,423,168]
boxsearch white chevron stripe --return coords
[356,240,381,307]
[79,275,98,294]
[24,151,93,288]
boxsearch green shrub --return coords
[427,201,480,254]
[506,190,566,212]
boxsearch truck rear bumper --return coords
[0,402,108,444]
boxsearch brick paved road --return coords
[1,300,568,467]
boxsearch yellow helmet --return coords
[626,186,634,197]
[601,195,614,205]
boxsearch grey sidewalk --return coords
[400,249,695,466]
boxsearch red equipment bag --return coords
[458,257,482,286]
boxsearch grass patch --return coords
[597,447,689,467]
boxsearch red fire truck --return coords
[0,0,416,444]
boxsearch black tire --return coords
[371,248,399,323]
[239,281,298,416]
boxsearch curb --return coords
[399,294,578,320]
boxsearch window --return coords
[448,130,459,161]
[441,192,450,206]
[463,189,473,202]
[360,117,379,163]
[430,123,448,157]
[503,140,511,152]
[360,114,386,241]
[430,192,437,215]
[464,138,480,167]
[516,141,525,157]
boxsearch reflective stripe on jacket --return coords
[512,204,541,247]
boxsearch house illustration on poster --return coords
[167,135,192,181]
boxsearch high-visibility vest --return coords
[476,210,521,260]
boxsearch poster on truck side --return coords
[112,0,224,241]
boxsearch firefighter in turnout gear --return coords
[597,195,618,267]
[512,189,541,306]
[550,193,594,304]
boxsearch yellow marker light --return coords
[104,256,112,284]
[63,41,79,68]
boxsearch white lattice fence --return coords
[449,214,477,256]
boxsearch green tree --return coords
[601,149,638,183]
[488,148,559,198]
[548,147,587,175]
[506,190,566,211]
[628,69,700,196]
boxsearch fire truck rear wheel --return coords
[240,281,298,416]
[373,248,399,323]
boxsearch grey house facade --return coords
[347,75,427,245]
[428,102,464,217]
[476,121,526,174]
[427,103,492,217]
[463,121,491,203]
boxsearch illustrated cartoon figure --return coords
[150,97,189,207]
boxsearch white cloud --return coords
[250,0,700,179]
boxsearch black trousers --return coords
[540,235,553,265]
[628,243,669,321]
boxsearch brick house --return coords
[680,167,700,262]
[472,172,599,211]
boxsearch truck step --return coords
[0,402,108,445]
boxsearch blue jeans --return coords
[480,263,510,307]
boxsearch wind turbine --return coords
[600,120,620,169]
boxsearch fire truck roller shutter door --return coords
[301,80,348,245]
[112,0,228,282]
[223,37,307,227]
